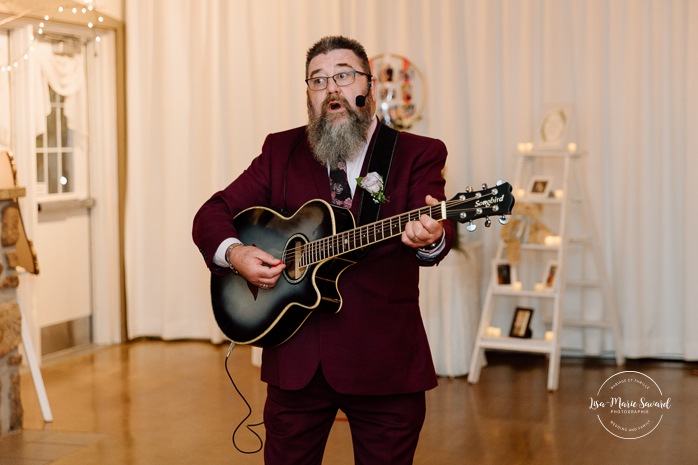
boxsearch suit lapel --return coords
[297,139,332,203]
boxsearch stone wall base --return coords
[0,348,23,434]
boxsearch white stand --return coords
[468,149,624,390]
[18,296,53,423]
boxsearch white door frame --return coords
[7,23,121,355]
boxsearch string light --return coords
[1,1,104,73]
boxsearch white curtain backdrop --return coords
[85,31,122,346]
[125,0,698,359]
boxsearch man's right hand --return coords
[229,245,285,290]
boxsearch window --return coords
[36,87,75,196]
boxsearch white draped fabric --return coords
[35,42,88,137]
[3,27,88,165]
[85,32,123,346]
[0,34,10,148]
[31,42,89,178]
[4,32,88,143]
[7,25,43,186]
[125,0,698,360]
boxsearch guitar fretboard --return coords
[287,182,512,267]
[299,204,441,267]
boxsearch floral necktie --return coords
[329,161,352,208]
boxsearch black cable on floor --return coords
[224,342,264,454]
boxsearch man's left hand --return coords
[402,195,444,249]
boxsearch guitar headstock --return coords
[446,181,515,231]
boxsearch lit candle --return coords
[554,189,564,199]
[545,331,554,341]
[512,281,522,291]
[534,283,545,292]
[567,142,577,153]
[485,326,502,337]
[544,235,561,247]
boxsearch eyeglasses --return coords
[305,70,372,91]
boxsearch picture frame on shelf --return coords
[535,104,577,150]
[543,261,559,289]
[493,260,516,287]
[527,175,553,199]
[510,306,534,338]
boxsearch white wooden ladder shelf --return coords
[467,149,624,391]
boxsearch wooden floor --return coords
[1,340,696,465]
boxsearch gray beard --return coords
[306,95,373,169]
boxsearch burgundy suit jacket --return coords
[193,120,455,395]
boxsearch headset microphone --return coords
[355,83,372,107]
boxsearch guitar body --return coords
[210,200,357,348]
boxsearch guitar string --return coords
[284,199,482,265]
[282,196,499,266]
[291,181,511,264]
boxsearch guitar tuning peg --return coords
[466,221,477,232]
[485,217,492,227]
[498,216,509,225]
[496,179,504,186]
[481,182,488,190]
[465,185,473,193]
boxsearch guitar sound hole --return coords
[284,235,308,283]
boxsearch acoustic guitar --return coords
[211,182,514,348]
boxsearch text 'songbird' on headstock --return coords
[447,181,515,232]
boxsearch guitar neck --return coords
[296,181,514,266]
[300,203,445,266]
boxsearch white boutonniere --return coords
[356,172,388,204]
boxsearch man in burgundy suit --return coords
[193,36,455,464]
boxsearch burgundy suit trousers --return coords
[263,366,426,465]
